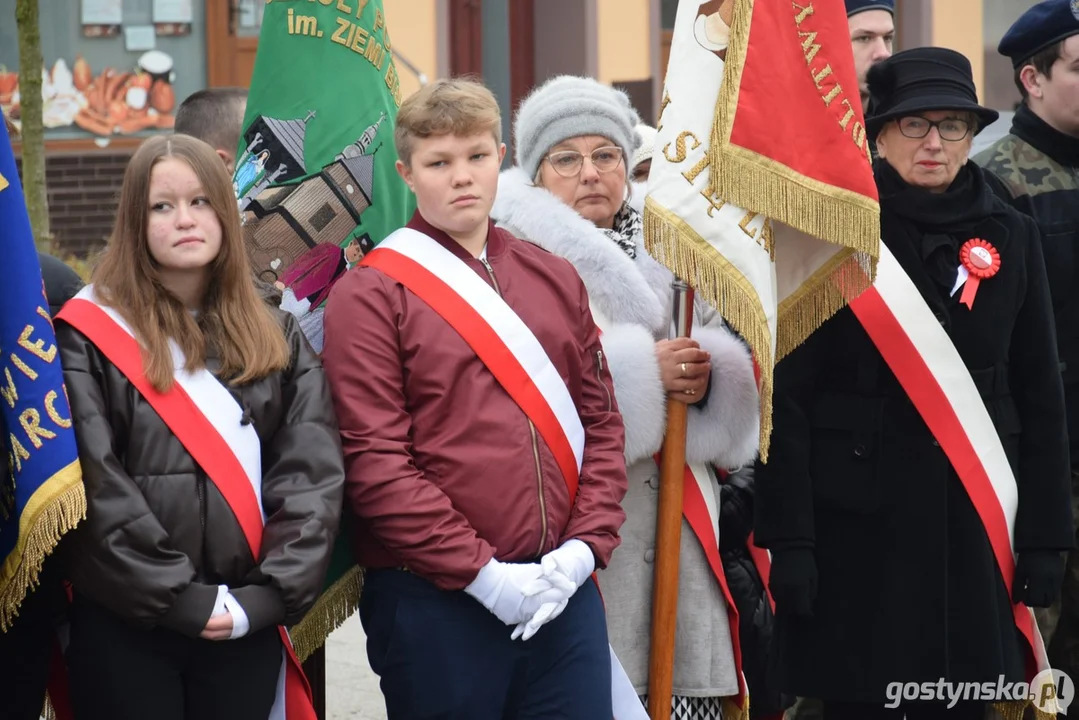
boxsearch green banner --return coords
[234,0,415,352]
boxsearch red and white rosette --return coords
[958,238,1000,310]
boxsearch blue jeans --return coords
[360,568,612,719]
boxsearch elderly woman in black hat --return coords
[754,47,1073,719]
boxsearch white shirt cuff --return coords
[224,592,250,639]
[211,584,229,617]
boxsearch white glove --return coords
[542,539,595,588]
[511,540,596,641]
[464,558,573,626]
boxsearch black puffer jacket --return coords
[719,466,794,718]
[56,306,345,638]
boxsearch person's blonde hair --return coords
[93,134,291,392]
[394,77,502,165]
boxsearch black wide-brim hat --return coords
[865,47,999,141]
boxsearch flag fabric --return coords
[234,0,415,355]
[234,0,414,661]
[644,0,881,459]
[0,118,84,631]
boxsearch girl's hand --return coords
[200,613,234,641]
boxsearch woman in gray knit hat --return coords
[492,74,760,720]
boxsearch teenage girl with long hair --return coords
[56,134,344,720]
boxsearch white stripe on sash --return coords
[873,246,1018,547]
[377,228,586,472]
[688,462,720,534]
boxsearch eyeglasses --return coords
[896,116,972,142]
[545,146,624,178]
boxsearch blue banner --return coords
[0,119,83,630]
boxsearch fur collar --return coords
[493,167,666,333]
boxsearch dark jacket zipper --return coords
[196,473,208,578]
[480,256,549,554]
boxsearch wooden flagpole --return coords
[647,280,695,719]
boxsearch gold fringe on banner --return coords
[289,564,364,663]
[990,699,1055,720]
[775,247,877,363]
[0,460,85,632]
[644,199,775,461]
[708,0,881,356]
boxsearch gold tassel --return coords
[0,462,85,632]
[289,565,364,663]
[644,199,774,461]
[722,694,750,720]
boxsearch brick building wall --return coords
[14,149,133,258]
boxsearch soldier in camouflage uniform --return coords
[974,0,1079,687]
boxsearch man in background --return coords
[846,0,895,111]
[174,87,248,174]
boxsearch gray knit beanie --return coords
[514,75,643,180]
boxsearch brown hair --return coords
[93,134,290,392]
[394,77,502,165]
[1014,41,1063,101]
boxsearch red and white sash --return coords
[680,462,750,713]
[56,286,316,720]
[362,228,648,720]
[848,244,1049,679]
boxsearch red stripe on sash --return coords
[363,248,581,499]
[681,465,747,708]
[57,298,316,720]
[848,286,1037,677]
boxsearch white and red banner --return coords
[645,0,881,461]
[57,288,316,720]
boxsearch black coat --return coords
[718,467,794,718]
[753,166,1073,702]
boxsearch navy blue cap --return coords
[999,0,1079,68]
[845,0,895,17]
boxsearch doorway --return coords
[206,0,263,88]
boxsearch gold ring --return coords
[680,362,687,376]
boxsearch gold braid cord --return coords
[0,460,85,631]
[288,564,364,663]
[644,199,774,461]
[710,0,880,363]
[722,695,750,720]
[990,700,1055,720]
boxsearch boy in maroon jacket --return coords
[322,78,629,718]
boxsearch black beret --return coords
[845,0,895,17]
[999,0,1079,68]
